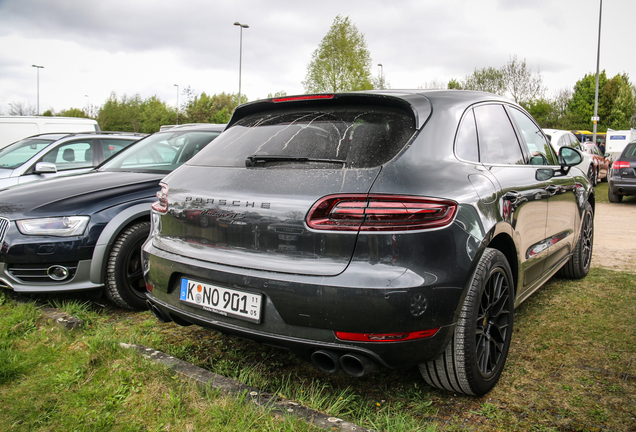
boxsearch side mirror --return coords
[558,146,583,167]
[34,162,57,174]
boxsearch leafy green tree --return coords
[267,91,288,99]
[58,107,89,118]
[139,96,175,133]
[97,93,143,132]
[182,92,238,124]
[447,79,462,90]
[303,15,373,93]
[599,73,635,130]
[460,67,506,95]
[569,71,607,130]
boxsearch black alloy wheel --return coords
[558,201,594,279]
[105,222,151,310]
[420,248,514,395]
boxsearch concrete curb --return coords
[121,343,374,432]
[4,289,84,331]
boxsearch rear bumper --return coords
[142,240,468,368]
[609,178,636,195]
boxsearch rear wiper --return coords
[245,155,346,167]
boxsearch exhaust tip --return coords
[311,350,341,374]
[147,301,171,323]
[339,353,378,378]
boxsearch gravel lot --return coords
[592,201,636,272]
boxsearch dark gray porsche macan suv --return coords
[142,90,594,396]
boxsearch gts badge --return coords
[184,197,271,209]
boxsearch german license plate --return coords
[278,234,297,241]
[179,278,262,324]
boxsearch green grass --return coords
[1,268,635,431]
[0,294,320,432]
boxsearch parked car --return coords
[608,141,636,202]
[0,132,144,189]
[142,91,594,396]
[543,128,598,184]
[581,142,610,183]
[0,124,225,310]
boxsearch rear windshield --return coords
[0,138,54,169]
[189,104,416,168]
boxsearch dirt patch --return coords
[592,201,636,272]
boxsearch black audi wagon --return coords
[142,90,594,395]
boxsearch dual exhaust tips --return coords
[311,349,378,377]
[147,301,379,378]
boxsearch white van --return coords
[606,129,636,162]
[0,116,100,149]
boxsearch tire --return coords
[419,248,514,396]
[558,201,593,279]
[608,186,623,203]
[587,165,597,186]
[105,222,150,310]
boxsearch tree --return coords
[569,71,607,130]
[97,92,143,132]
[302,15,373,93]
[502,55,545,105]
[460,67,506,95]
[58,107,89,118]
[8,101,36,116]
[139,96,175,133]
[599,73,635,130]
[182,92,238,124]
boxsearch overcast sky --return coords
[0,0,633,115]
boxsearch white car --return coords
[0,132,144,189]
[543,129,598,185]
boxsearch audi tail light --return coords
[151,182,169,214]
[612,160,630,170]
[306,194,458,231]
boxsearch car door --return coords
[506,107,579,276]
[472,103,551,293]
[21,138,97,184]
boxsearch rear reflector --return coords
[612,160,630,170]
[335,328,439,342]
[306,194,457,231]
[151,182,169,214]
[273,94,335,102]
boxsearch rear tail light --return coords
[612,160,630,170]
[335,328,439,342]
[306,195,457,231]
[151,182,169,214]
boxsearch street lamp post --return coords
[377,63,384,90]
[234,22,249,106]
[174,84,179,125]
[32,64,44,115]
[85,95,89,117]
[592,0,603,145]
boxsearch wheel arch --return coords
[484,232,518,297]
[89,203,151,285]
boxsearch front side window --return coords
[508,108,557,166]
[42,140,94,171]
[474,104,524,165]
[189,104,416,168]
[101,131,220,173]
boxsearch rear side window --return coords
[190,104,416,168]
[474,105,524,165]
[101,139,136,159]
